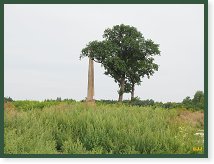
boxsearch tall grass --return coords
[4,102,204,154]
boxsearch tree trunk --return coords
[118,77,125,102]
[131,84,135,101]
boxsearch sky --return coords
[4,4,204,102]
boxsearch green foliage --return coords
[182,96,193,109]
[192,91,204,110]
[97,94,203,111]
[4,97,13,102]
[182,91,204,110]
[56,97,62,102]
[128,97,155,106]
[183,96,192,105]
[12,100,60,111]
[4,102,203,154]
[80,24,160,101]
[11,99,76,111]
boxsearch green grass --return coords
[4,101,204,154]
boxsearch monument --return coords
[86,57,95,104]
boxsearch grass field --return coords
[4,101,204,154]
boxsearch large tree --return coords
[126,39,160,100]
[80,24,160,102]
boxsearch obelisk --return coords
[86,57,95,103]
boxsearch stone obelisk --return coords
[86,57,95,104]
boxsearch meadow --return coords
[4,101,204,154]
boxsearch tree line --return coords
[4,91,204,111]
[96,91,205,111]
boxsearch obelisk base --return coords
[86,99,96,106]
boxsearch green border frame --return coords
[0,0,208,158]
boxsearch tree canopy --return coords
[80,24,160,101]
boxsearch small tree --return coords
[182,96,192,109]
[182,96,192,104]
[192,91,204,110]
[192,91,204,104]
